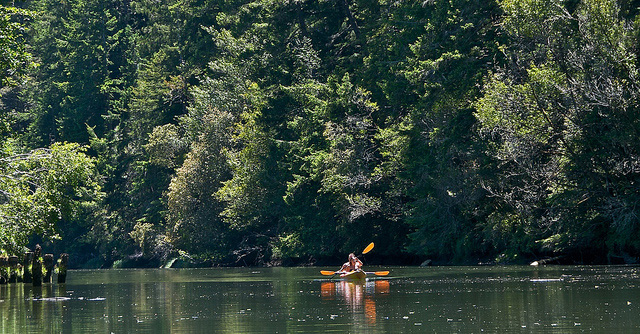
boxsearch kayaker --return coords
[339,253,363,273]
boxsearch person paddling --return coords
[319,243,390,279]
[339,253,363,274]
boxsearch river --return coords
[1,265,640,333]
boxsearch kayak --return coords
[320,270,390,279]
[340,270,366,280]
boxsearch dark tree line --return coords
[1,0,639,267]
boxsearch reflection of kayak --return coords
[340,270,366,280]
[320,280,390,300]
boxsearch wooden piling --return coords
[16,264,23,283]
[0,247,68,285]
[23,251,33,283]
[8,256,18,283]
[0,256,7,284]
[43,254,54,284]
[57,253,68,284]
[32,245,42,287]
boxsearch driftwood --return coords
[530,256,564,266]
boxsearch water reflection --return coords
[0,282,70,333]
[3,266,640,333]
[320,279,390,326]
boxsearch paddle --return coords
[366,271,389,276]
[361,242,375,255]
[320,270,338,276]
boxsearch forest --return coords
[1,0,640,268]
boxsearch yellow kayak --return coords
[340,270,366,280]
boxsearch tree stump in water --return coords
[32,245,42,287]
[57,254,68,284]
[8,256,18,283]
[23,252,33,283]
[43,254,54,283]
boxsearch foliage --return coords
[3,0,640,266]
[476,0,640,260]
[0,5,35,87]
[0,142,102,254]
[165,110,234,260]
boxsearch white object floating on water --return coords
[530,278,562,283]
[32,297,72,302]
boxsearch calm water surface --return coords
[1,265,640,333]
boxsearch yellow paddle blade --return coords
[320,270,336,276]
[373,271,389,276]
[362,242,375,254]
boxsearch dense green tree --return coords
[387,0,501,262]
[476,0,640,261]
[164,113,232,261]
[89,0,223,265]
[0,142,101,255]
[0,4,35,88]
[23,0,132,145]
